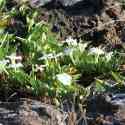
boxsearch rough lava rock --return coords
[31,0,125,46]
[30,0,52,7]
[111,94,125,124]
[0,98,66,125]
[30,0,111,7]
[58,0,83,6]
[14,0,125,46]
[30,0,84,7]
[87,93,125,125]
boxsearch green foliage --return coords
[0,2,124,105]
[0,0,6,10]
[111,71,125,84]
[69,45,118,75]
[95,79,108,92]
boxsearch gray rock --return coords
[0,99,66,125]
[29,0,112,7]
[111,94,125,124]
[30,0,84,7]
[58,0,83,6]
[30,0,52,7]
[87,94,125,125]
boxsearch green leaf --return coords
[0,0,6,9]
[111,71,124,83]
[95,79,107,92]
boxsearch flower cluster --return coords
[38,52,64,60]
[6,53,23,69]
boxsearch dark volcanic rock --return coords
[30,0,84,7]
[30,0,112,7]
[0,99,66,125]
[87,94,117,116]
[32,0,125,47]
[111,94,125,124]
[15,0,125,46]
[30,0,52,7]
[58,0,83,6]
[87,93,125,125]
[13,0,125,47]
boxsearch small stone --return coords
[51,24,60,33]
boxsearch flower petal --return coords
[56,73,72,85]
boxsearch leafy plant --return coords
[0,1,125,107]
[69,46,119,75]
[0,0,6,10]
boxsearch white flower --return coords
[0,60,9,73]
[55,52,63,58]
[8,63,23,69]
[64,48,74,55]
[105,52,113,61]
[56,73,72,86]
[6,53,23,67]
[78,42,89,52]
[89,47,105,55]
[39,52,64,60]
[6,53,22,60]
[38,53,54,60]
[35,64,46,72]
[0,60,9,65]
[65,36,77,46]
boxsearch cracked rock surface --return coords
[0,99,66,125]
